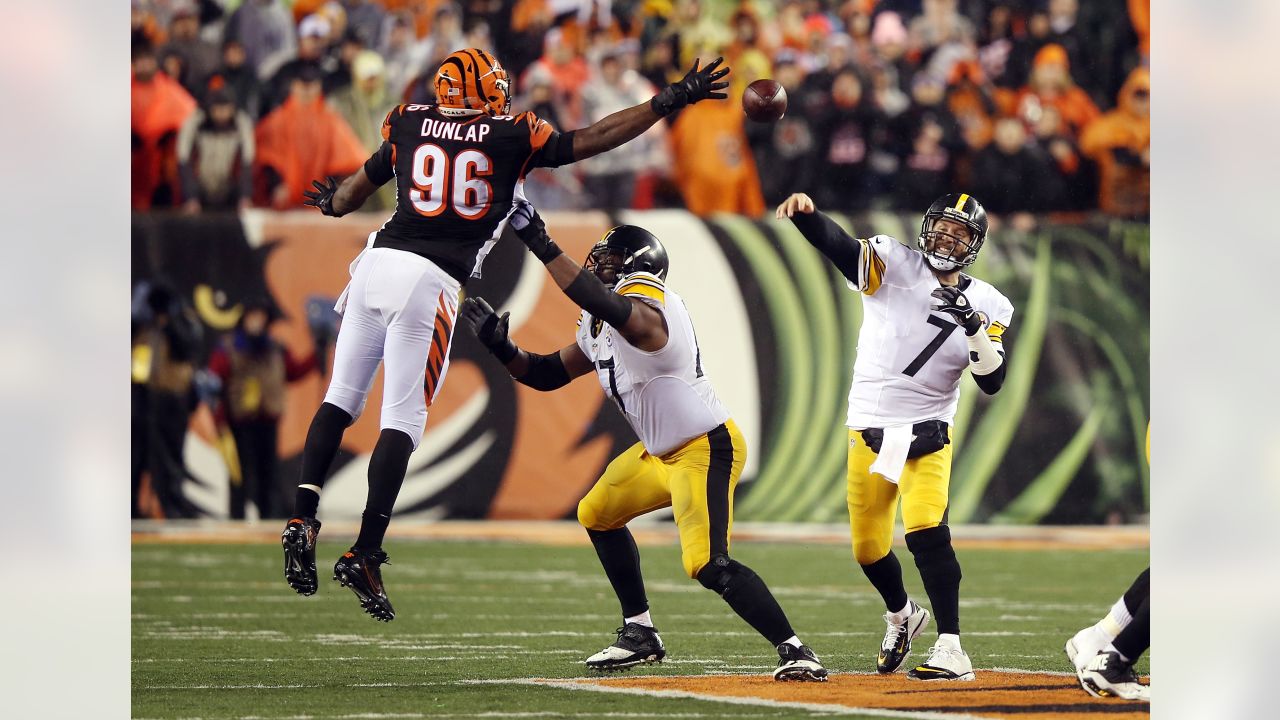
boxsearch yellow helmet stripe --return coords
[954,193,970,211]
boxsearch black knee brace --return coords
[906,525,962,635]
[696,554,757,597]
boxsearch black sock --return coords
[906,525,962,636]
[861,551,909,612]
[697,557,796,647]
[352,429,415,551]
[1122,567,1150,615]
[1112,596,1150,662]
[586,527,649,618]
[293,402,353,517]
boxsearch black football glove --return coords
[303,176,346,217]
[930,286,983,335]
[460,296,519,363]
[509,200,563,263]
[650,57,730,117]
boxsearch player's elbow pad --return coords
[972,360,1005,395]
[515,352,572,392]
[564,268,633,329]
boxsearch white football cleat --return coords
[907,640,976,681]
[1065,624,1110,672]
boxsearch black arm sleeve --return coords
[363,141,395,186]
[971,353,1007,395]
[789,211,863,283]
[514,350,573,391]
[564,268,633,328]
[530,130,577,169]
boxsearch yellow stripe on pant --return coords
[846,428,953,565]
[577,419,747,578]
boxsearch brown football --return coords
[743,79,787,122]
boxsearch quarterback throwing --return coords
[778,191,1014,681]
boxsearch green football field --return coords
[132,533,1148,719]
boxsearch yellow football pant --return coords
[847,428,953,565]
[577,420,746,579]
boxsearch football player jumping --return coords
[460,204,828,682]
[778,191,1014,681]
[280,48,730,621]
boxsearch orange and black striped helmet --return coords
[435,48,511,116]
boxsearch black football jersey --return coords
[362,104,574,283]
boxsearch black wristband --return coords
[962,313,983,336]
[516,351,572,391]
[490,337,519,364]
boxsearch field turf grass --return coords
[132,535,1148,719]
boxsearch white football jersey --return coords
[845,234,1014,429]
[575,272,730,457]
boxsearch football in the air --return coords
[743,79,787,122]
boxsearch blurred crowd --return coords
[132,0,1150,221]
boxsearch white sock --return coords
[889,599,913,624]
[625,611,653,628]
[782,635,803,649]
[1098,597,1132,638]
[937,633,962,651]
[1104,641,1132,664]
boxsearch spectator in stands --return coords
[133,42,197,209]
[971,116,1063,214]
[324,31,367,95]
[1031,104,1090,210]
[208,299,316,520]
[161,1,221,96]
[1002,43,1099,141]
[723,7,773,88]
[908,0,976,54]
[421,3,467,73]
[870,11,913,94]
[254,65,367,209]
[131,280,203,519]
[225,0,298,82]
[945,59,996,157]
[815,68,879,212]
[215,39,264,119]
[579,45,668,210]
[671,93,765,217]
[132,0,167,49]
[329,50,396,211]
[1080,67,1149,218]
[895,115,953,211]
[521,27,590,128]
[178,86,255,213]
[343,0,387,49]
[264,14,338,116]
[380,11,430,100]
[747,53,817,206]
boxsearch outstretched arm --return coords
[459,297,594,391]
[510,203,668,351]
[569,58,730,162]
[776,193,863,282]
[303,168,381,217]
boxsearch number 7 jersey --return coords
[845,235,1014,429]
[361,104,574,283]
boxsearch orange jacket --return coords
[669,100,764,217]
[132,72,196,209]
[254,95,368,208]
[1080,68,1150,216]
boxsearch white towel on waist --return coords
[334,231,378,315]
[868,424,913,485]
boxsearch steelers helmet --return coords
[435,48,511,116]
[917,193,989,272]
[585,225,669,287]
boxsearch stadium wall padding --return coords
[132,210,1149,524]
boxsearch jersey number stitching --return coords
[596,357,626,412]
[902,315,958,377]
[409,143,493,219]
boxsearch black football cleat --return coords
[585,623,666,672]
[333,548,395,621]
[774,643,829,682]
[1078,650,1149,700]
[281,517,322,596]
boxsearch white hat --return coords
[298,14,332,40]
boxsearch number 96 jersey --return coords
[846,235,1015,429]
[575,273,730,457]
[361,104,575,283]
